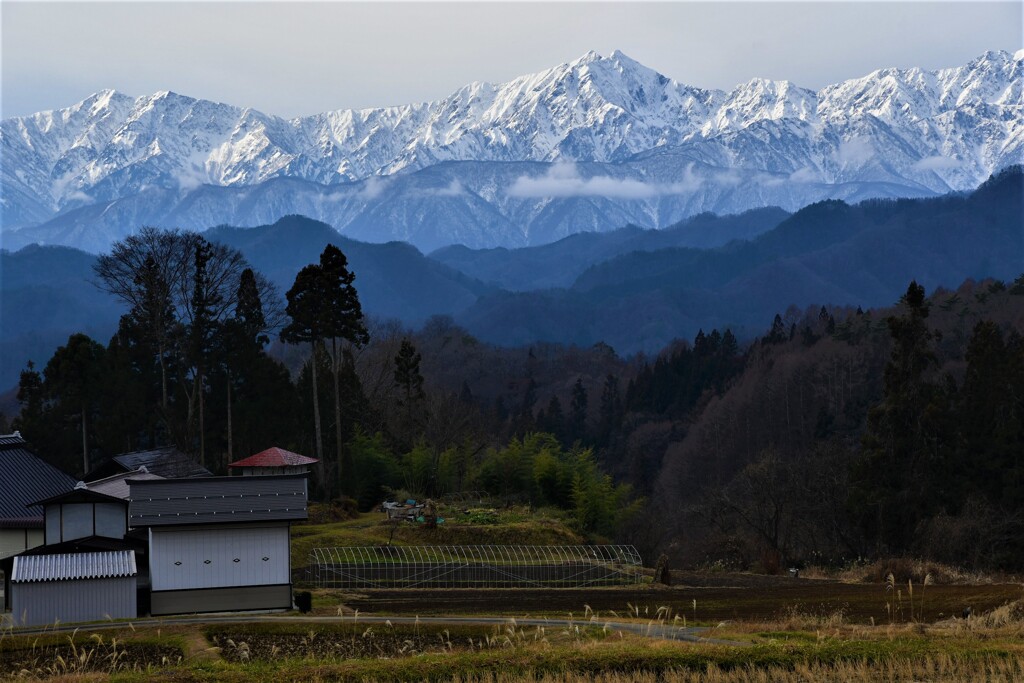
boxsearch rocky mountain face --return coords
[3,49,1021,251]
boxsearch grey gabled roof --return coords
[127,474,308,527]
[86,468,164,500]
[0,434,77,526]
[112,447,212,479]
[11,550,137,583]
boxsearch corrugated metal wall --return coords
[150,525,289,591]
[10,577,136,627]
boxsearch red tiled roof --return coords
[228,447,318,468]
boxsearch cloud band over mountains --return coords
[507,161,704,199]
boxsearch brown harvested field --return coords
[335,573,1023,624]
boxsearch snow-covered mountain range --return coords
[2,49,1021,252]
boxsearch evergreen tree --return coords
[319,245,369,494]
[42,334,107,474]
[597,374,622,446]
[960,321,1023,507]
[282,264,330,486]
[187,238,222,467]
[219,268,270,462]
[13,361,45,442]
[394,339,425,405]
[569,377,588,443]
[542,395,565,443]
[852,281,952,553]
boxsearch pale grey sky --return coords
[2,2,1021,119]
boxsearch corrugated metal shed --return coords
[0,434,77,526]
[11,550,137,582]
[229,447,318,468]
[128,474,308,526]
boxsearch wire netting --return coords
[309,545,643,588]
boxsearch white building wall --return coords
[0,529,43,560]
[95,503,127,538]
[10,577,137,627]
[149,524,290,591]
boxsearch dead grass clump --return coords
[940,598,1024,636]
[304,497,360,524]
[0,630,182,678]
[394,652,1024,682]
[770,605,847,631]
[857,558,968,585]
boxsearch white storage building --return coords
[128,474,307,615]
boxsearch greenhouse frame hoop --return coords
[309,545,643,589]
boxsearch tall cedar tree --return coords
[42,334,107,474]
[282,264,329,485]
[188,239,221,467]
[569,378,588,443]
[393,338,426,447]
[853,281,952,554]
[220,268,269,461]
[320,245,369,495]
[282,245,368,497]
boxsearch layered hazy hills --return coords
[1,168,1020,393]
[3,49,1021,251]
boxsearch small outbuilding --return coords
[9,550,138,627]
[228,447,319,476]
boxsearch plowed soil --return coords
[335,573,1023,624]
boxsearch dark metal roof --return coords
[16,535,146,557]
[84,447,212,481]
[0,434,77,523]
[32,485,127,507]
[128,473,308,527]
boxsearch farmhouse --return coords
[128,473,308,615]
[0,433,77,561]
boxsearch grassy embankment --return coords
[4,606,1024,682]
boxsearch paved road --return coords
[4,613,744,646]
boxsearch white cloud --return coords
[912,155,961,171]
[433,179,464,197]
[360,175,390,200]
[837,137,874,166]
[788,166,818,184]
[507,161,703,200]
[63,190,92,203]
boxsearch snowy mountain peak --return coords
[2,49,1022,245]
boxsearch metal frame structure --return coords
[309,545,643,589]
